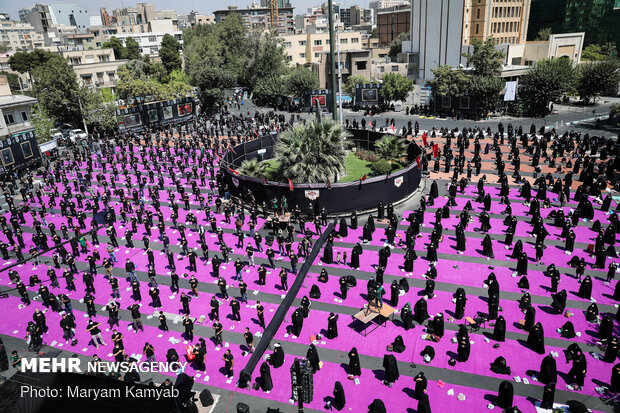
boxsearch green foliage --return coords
[344,75,371,94]
[374,134,408,161]
[0,71,21,92]
[286,67,319,100]
[535,27,552,41]
[576,60,620,104]
[238,158,268,178]
[380,72,414,102]
[389,32,409,58]
[116,58,192,103]
[31,55,82,126]
[428,65,471,96]
[469,75,504,113]
[192,66,237,110]
[159,33,182,74]
[371,159,392,175]
[124,37,141,60]
[244,29,289,89]
[274,118,349,183]
[149,62,170,83]
[581,43,618,61]
[355,149,379,162]
[100,87,115,103]
[610,103,620,126]
[370,28,377,38]
[81,88,117,130]
[8,49,56,74]
[102,37,125,60]
[520,58,578,116]
[462,38,504,77]
[31,107,55,144]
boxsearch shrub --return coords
[355,149,379,162]
[371,159,392,175]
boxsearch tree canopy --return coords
[285,67,319,100]
[380,73,414,102]
[576,60,620,104]
[519,58,577,116]
[463,38,504,77]
[102,37,125,60]
[428,65,471,96]
[159,34,182,74]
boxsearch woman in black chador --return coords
[490,356,511,375]
[481,234,494,259]
[516,252,528,276]
[577,275,592,300]
[413,372,427,399]
[538,353,557,384]
[362,222,372,242]
[599,315,614,343]
[306,344,321,373]
[382,354,399,385]
[432,313,444,338]
[551,289,567,314]
[457,336,470,362]
[413,298,429,324]
[611,363,620,393]
[560,321,576,339]
[527,322,545,354]
[417,393,431,413]
[350,243,362,269]
[496,381,514,409]
[390,280,400,307]
[430,180,438,199]
[401,303,413,330]
[455,223,466,253]
[368,399,386,413]
[350,211,358,229]
[493,315,506,342]
[604,336,619,363]
[338,218,348,238]
[332,381,345,411]
[426,242,437,263]
[259,362,273,392]
[268,343,284,368]
[404,247,417,272]
[322,242,333,264]
[347,347,361,377]
[585,302,599,322]
[326,312,338,339]
[454,288,467,319]
[511,239,523,259]
[292,308,304,336]
[540,383,555,409]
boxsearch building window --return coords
[20,111,28,122]
[351,38,359,43]
[391,65,398,72]
[340,38,348,44]
[313,40,322,46]
[283,41,291,47]
[299,53,306,58]
[476,8,480,19]
[378,66,384,73]
[148,36,156,42]
[3,113,14,125]
[298,40,306,46]
[475,24,479,35]
[314,53,320,58]
[355,61,367,70]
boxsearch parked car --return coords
[68,129,88,143]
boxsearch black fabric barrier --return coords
[238,221,336,388]
[220,131,421,214]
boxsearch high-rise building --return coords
[19,2,93,32]
[260,0,291,7]
[462,0,532,46]
[376,5,410,46]
[340,8,351,27]
[214,5,295,35]
[369,0,411,12]
[527,0,618,48]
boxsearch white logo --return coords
[232,177,239,187]
[394,176,404,188]
[305,190,319,200]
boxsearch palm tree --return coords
[274,118,350,183]
[374,134,408,162]
[238,158,268,178]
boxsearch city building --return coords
[369,0,411,12]
[260,0,292,6]
[0,15,45,51]
[376,5,410,46]
[462,0,532,46]
[371,57,409,80]
[188,11,215,27]
[281,31,365,66]
[19,2,94,33]
[61,48,126,90]
[340,8,351,27]
[214,3,295,34]
[314,49,372,89]
[527,0,619,48]
[0,75,36,143]
[350,5,374,26]
[115,30,183,57]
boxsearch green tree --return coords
[102,36,125,60]
[370,28,377,38]
[535,27,552,41]
[31,55,83,126]
[286,67,319,100]
[0,71,21,92]
[581,43,618,61]
[238,158,268,178]
[374,134,408,161]
[344,75,370,94]
[389,32,409,58]
[463,38,504,77]
[428,65,471,96]
[274,118,350,183]
[159,33,182,74]
[255,74,287,106]
[149,62,170,83]
[100,87,115,103]
[8,49,56,75]
[81,88,117,130]
[576,60,620,104]
[31,106,55,144]
[193,66,236,110]
[245,30,289,90]
[380,72,414,102]
[469,76,504,114]
[519,58,577,116]
[124,37,141,60]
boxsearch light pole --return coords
[336,26,343,125]
[327,0,338,121]
[35,87,48,117]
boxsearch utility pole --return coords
[336,26,343,125]
[77,96,89,135]
[327,0,337,121]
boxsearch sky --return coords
[1,0,365,21]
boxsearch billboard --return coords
[504,81,517,101]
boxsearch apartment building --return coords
[0,15,45,51]
[462,0,532,46]
[214,4,295,35]
[376,5,411,46]
[19,2,94,33]
[115,30,183,56]
[62,48,127,90]
[282,31,365,66]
